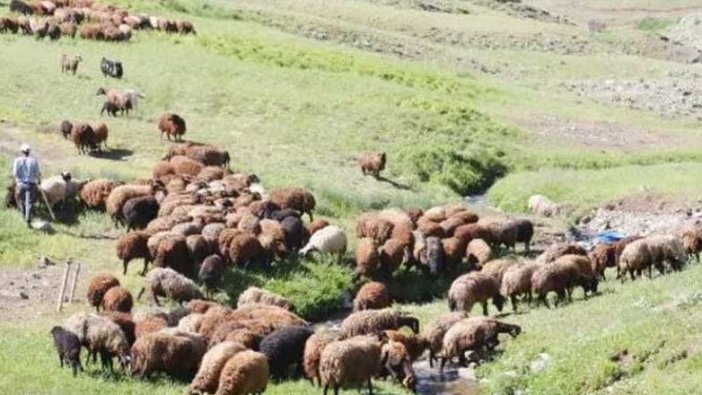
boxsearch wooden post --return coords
[68,262,81,304]
[56,262,71,312]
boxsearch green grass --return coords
[636,17,675,33]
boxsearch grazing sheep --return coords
[101,57,123,79]
[97,88,131,115]
[199,255,225,297]
[80,178,117,210]
[60,54,82,75]
[101,286,133,313]
[319,335,383,395]
[50,326,83,376]
[303,330,340,386]
[528,194,560,217]
[379,340,416,392]
[454,223,491,244]
[86,274,120,312]
[63,313,131,372]
[356,213,394,244]
[124,89,145,110]
[299,225,347,262]
[138,267,203,306]
[228,232,266,269]
[106,183,159,227]
[485,221,518,250]
[269,187,316,221]
[537,242,588,264]
[135,316,168,339]
[441,237,467,274]
[259,325,314,379]
[422,311,468,368]
[681,226,702,262]
[177,313,205,334]
[440,317,521,369]
[188,341,247,395]
[646,234,686,273]
[352,281,389,312]
[590,243,617,280]
[448,272,505,316]
[531,259,580,307]
[237,287,293,311]
[40,172,86,209]
[130,330,207,379]
[10,0,33,15]
[500,262,540,311]
[512,219,534,252]
[384,329,429,362]
[121,195,159,231]
[158,112,187,141]
[617,238,655,281]
[339,309,419,339]
[92,122,108,151]
[555,254,598,296]
[358,152,386,178]
[215,350,269,395]
[465,239,493,270]
[307,219,329,236]
[380,238,405,275]
[155,234,193,277]
[102,311,136,346]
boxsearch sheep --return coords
[500,261,540,311]
[482,258,518,285]
[199,255,225,298]
[92,122,108,151]
[158,112,187,141]
[307,218,329,236]
[448,272,505,316]
[138,267,203,306]
[319,335,383,395]
[384,329,429,362]
[237,287,293,311]
[617,238,655,281]
[60,21,76,37]
[135,316,168,338]
[186,234,210,266]
[485,221,518,250]
[106,183,158,227]
[167,307,193,327]
[302,332,341,387]
[511,219,534,252]
[441,237,467,274]
[60,54,82,75]
[531,259,580,307]
[188,341,247,395]
[122,195,159,230]
[280,216,306,253]
[259,325,314,379]
[215,350,269,395]
[537,242,588,264]
[187,299,222,314]
[153,161,175,180]
[646,234,687,273]
[439,217,465,236]
[228,233,266,269]
[465,239,492,270]
[379,340,416,392]
[422,206,446,222]
[86,274,120,312]
[177,20,195,34]
[115,231,151,275]
[47,23,61,39]
[50,326,83,376]
[339,309,419,339]
[123,89,145,110]
[79,178,117,210]
[97,87,131,114]
[171,155,204,178]
[269,187,316,221]
[130,330,207,379]
[352,281,389,312]
[528,194,560,217]
[185,145,231,168]
[380,238,405,275]
[299,225,347,262]
[155,234,193,277]
[590,243,616,280]
[10,0,33,15]
[177,313,205,334]
[208,321,255,348]
[101,286,133,313]
[356,213,393,244]
[63,313,130,372]
[102,311,136,346]
[440,317,521,369]
[422,311,468,367]
[358,152,386,178]
[101,57,123,79]
[454,223,491,244]
[40,172,85,209]
[681,226,702,262]
[555,254,598,296]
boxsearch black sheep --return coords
[511,219,534,253]
[60,120,72,139]
[268,208,300,222]
[100,101,119,117]
[198,255,224,297]
[166,306,191,326]
[280,216,306,252]
[49,326,83,376]
[259,325,314,379]
[121,195,159,231]
[10,0,33,15]
[101,57,123,79]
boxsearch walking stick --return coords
[39,188,56,221]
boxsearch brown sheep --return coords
[215,350,269,395]
[60,54,82,75]
[531,259,580,307]
[355,237,379,277]
[500,262,540,312]
[135,316,168,338]
[441,237,467,274]
[92,122,108,151]
[319,335,383,395]
[440,317,521,370]
[617,238,654,281]
[170,155,204,178]
[379,340,416,392]
[380,238,405,275]
[589,243,617,280]
[106,183,158,226]
[303,330,340,386]
[481,258,518,284]
[307,218,329,236]
[237,287,293,311]
[152,161,176,180]
[422,311,468,367]
[439,217,465,236]
[454,223,491,244]
[384,329,429,362]
[352,281,389,312]
[227,233,265,269]
[130,330,207,379]
[416,217,444,238]
[70,122,96,154]
[269,187,316,221]
[102,311,136,346]
[358,152,386,178]
[465,239,493,270]
[158,112,187,141]
[555,254,598,296]
[681,226,702,262]
[101,286,133,313]
[79,178,117,210]
[154,235,193,277]
[86,274,119,312]
[485,221,518,250]
[339,309,419,339]
[538,242,588,264]
[188,341,247,395]
[355,213,393,244]
[448,272,504,316]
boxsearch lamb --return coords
[97,88,131,115]
[40,172,85,209]
[422,311,468,367]
[440,317,521,369]
[123,89,145,110]
[92,122,108,151]
[63,313,130,372]
[511,219,534,252]
[465,239,493,270]
[307,218,330,236]
[379,340,416,392]
[79,178,117,210]
[259,325,315,379]
[215,350,269,395]
[299,225,347,262]
[101,286,133,313]
[303,330,340,386]
[356,213,394,244]
[101,101,121,117]
[281,216,306,253]
[158,112,187,141]
[319,335,383,395]
[50,326,83,376]
[60,54,82,75]
[237,287,293,311]
[352,281,389,312]
[188,341,247,395]
[339,309,419,339]
[358,152,386,178]
[130,330,207,379]
[531,259,580,307]
[384,329,429,362]
[121,195,159,230]
[500,262,540,311]
[86,274,120,312]
[138,267,203,306]
[269,187,316,221]
[199,255,225,297]
[447,272,505,315]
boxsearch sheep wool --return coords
[188,341,247,395]
[215,350,269,395]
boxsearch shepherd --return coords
[11,144,41,227]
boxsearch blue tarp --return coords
[596,230,624,244]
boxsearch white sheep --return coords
[299,225,347,262]
[40,172,86,209]
[124,89,145,110]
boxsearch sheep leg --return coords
[481,302,488,316]
[429,353,434,368]
[58,353,64,368]
[510,295,518,312]
[122,259,129,275]
[152,292,161,306]
[367,379,374,395]
[136,287,145,301]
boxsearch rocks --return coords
[530,353,551,372]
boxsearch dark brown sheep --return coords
[158,112,186,141]
[269,187,316,221]
[352,281,389,312]
[101,286,133,313]
[358,152,386,178]
[86,274,120,312]
[116,231,152,275]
